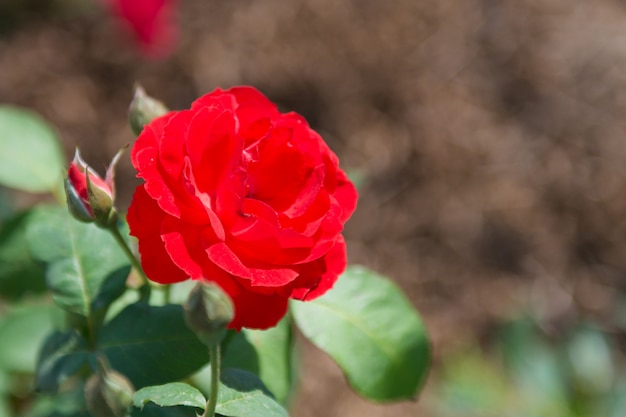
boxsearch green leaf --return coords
[97,303,209,388]
[26,206,130,317]
[25,385,90,417]
[609,378,626,417]
[498,318,568,405]
[0,106,65,193]
[223,316,294,404]
[221,331,258,375]
[291,265,430,401]
[131,403,197,417]
[434,349,510,415]
[0,209,46,300]
[0,396,10,417]
[0,303,63,373]
[0,188,15,222]
[91,266,130,314]
[35,330,89,394]
[567,325,613,393]
[134,383,205,410]
[217,368,288,417]
[0,372,10,417]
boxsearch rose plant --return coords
[0,87,430,417]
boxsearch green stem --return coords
[162,284,171,304]
[108,223,151,298]
[204,344,221,417]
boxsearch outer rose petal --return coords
[226,285,289,330]
[134,111,214,225]
[334,170,359,223]
[127,186,188,284]
[288,235,347,301]
[192,87,278,146]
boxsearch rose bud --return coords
[85,358,135,417]
[65,149,123,228]
[128,84,169,136]
[184,282,234,346]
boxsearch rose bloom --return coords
[128,87,358,329]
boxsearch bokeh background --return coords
[2,1,626,416]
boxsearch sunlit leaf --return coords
[216,368,288,417]
[291,266,430,401]
[0,106,65,193]
[134,382,206,410]
[27,206,130,318]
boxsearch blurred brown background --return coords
[2,0,626,415]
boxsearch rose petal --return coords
[206,242,299,286]
[228,198,316,264]
[135,111,215,224]
[131,112,173,174]
[181,158,226,241]
[227,287,288,330]
[158,110,192,180]
[334,169,359,223]
[127,186,188,284]
[288,235,347,300]
[230,86,278,110]
[186,106,242,196]
[190,88,236,112]
[160,216,206,279]
[246,120,324,215]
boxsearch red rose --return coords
[127,87,358,329]
[104,0,177,59]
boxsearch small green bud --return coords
[129,84,169,136]
[184,282,234,346]
[85,358,134,417]
[85,171,116,228]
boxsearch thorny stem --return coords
[203,344,221,417]
[108,223,151,299]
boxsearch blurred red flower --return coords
[105,0,178,59]
[127,86,358,329]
